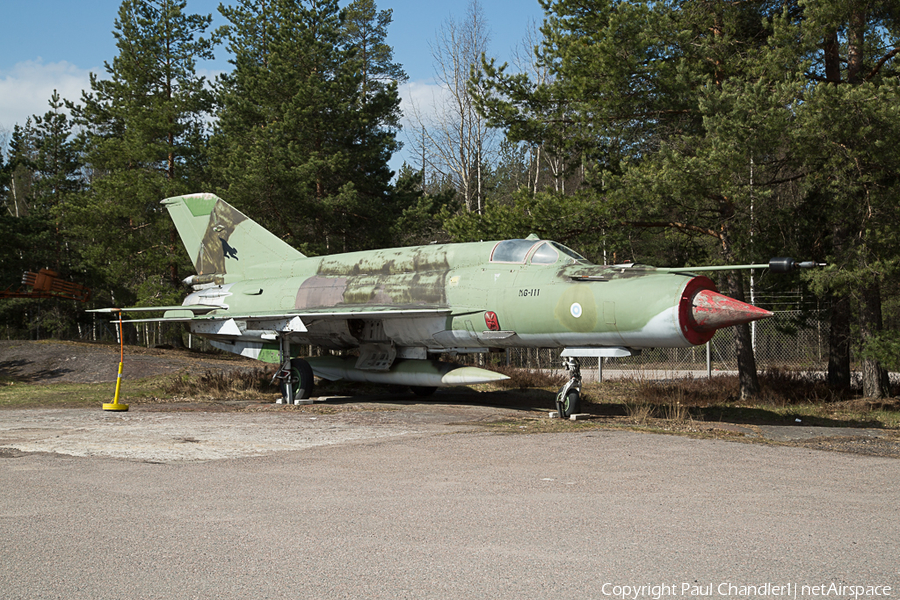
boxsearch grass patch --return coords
[473,416,611,434]
[475,366,900,431]
[3,360,899,433]
[487,364,567,389]
[0,377,170,408]
[573,370,900,430]
[628,369,853,407]
[0,368,280,408]
[163,368,279,400]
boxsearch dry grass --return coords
[135,364,900,430]
[487,364,567,389]
[757,368,850,405]
[622,382,692,425]
[633,375,737,406]
[624,369,850,408]
[163,368,278,400]
[624,399,654,424]
[565,369,900,430]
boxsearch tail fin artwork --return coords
[162,193,306,281]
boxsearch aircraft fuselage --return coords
[178,238,738,363]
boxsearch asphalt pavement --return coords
[1,415,898,600]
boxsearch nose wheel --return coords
[555,357,582,418]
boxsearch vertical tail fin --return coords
[162,193,306,280]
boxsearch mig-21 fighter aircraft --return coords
[92,193,819,416]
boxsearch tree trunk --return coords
[823,30,841,83]
[165,323,185,349]
[859,282,889,398]
[723,271,761,400]
[826,292,852,390]
[847,7,865,84]
[716,198,760,400]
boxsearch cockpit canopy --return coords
[490,239,590,265]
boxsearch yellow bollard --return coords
[103,311,129,411]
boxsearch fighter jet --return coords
[92,193,819,415]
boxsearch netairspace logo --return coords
[599,582,893,600]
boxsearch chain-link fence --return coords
[13,306,835,381]
[483,310,830,381]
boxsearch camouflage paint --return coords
[155,194,772,372]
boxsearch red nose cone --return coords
[691,289,773,331]
[678,276,773,345]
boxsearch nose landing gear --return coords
[555,356,582,418]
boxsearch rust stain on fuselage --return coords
[296,247,453,309]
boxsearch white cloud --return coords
[0,64,451,175]
[394,78,453,170]
[0,59,95,132]
[399,78,451,129]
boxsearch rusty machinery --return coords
[0,269,91,303]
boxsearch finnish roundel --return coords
[570,302,583,318]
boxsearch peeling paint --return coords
[197,199,247,275]
[295,276,349,309]
[156,194,777,370]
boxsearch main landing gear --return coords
[555,356,582,418]
[272,337,314,404]
[273,357,315,404]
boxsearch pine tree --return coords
[473,0,900,398]
[69,0,215,315]
[471,0,800,398]
[211,0,403,255]
[4,120,38,219]
[776,0,900,397]
[32,91,84,268]
[340,0,407,92]
[0,92,86,339]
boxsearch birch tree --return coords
[408,0,496,213]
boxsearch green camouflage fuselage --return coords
[153,193,748,367]
[94,194,779,387]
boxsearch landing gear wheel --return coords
[554,356,582,419]
[410,385,437,397]
[279,358,314,402]
[556,389,580,418]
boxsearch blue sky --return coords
[0,0,546,168]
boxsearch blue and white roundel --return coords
[570,302,583,318]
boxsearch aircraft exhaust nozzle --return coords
[690,289,773,332]
[679,277,773,346]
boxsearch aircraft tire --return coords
[280,358,314,401]
[410,386,437,397]
[561,389,580,418]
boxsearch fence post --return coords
[706,341,712,379]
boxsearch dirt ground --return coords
[0,339,263,384]
[1,340,899,460]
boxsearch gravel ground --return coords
[0,404,507,463]
[1,426,898,600]
[1,340,899,599]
